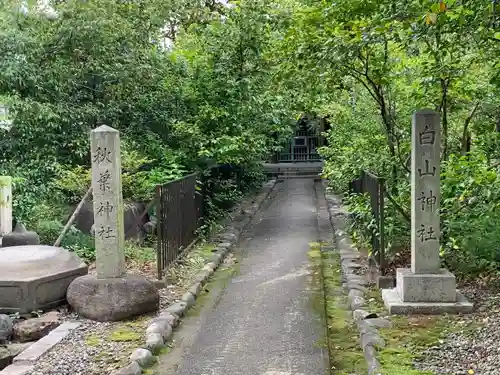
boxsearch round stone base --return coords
[67,275,159,322]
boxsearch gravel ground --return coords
[26,193,254,375]
[414,283,500,375]
[27,244,214,375]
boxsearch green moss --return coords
[108,327,142,342]
[308,245,366,374]
[365,287,483,374]
[84,334,101,347]
[195,243,217,259]
[306,244,468,375]
[185,263,238,318]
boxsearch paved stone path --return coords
[169,179,329,375]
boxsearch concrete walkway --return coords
[165,179,329,375]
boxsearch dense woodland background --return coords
[1,0,500,279]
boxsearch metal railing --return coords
[349,171,386,274]
[156,173,202,278]
[155,164,243,278]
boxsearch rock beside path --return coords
[13,312,61,342]
[67,275,160,322]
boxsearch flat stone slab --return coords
[0,364,33,375]
[0,245,88,314]
[14,322,80,363]
[382,288,473,315]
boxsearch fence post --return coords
[155,184,163,279]
[379,177,386,276]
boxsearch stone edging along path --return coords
[325,192,390,375]
[113,178,277,375]
[0,179,277,375]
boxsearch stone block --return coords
[66,275,159,321]
[13,312,61,342]
[2,224,39,248]
[376,275,395,289]
[0,245,87,314]
[396,268,456,302]
[14,322,80,363]
[382,288,473,315]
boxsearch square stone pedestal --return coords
[396,268,456,302]
[382,268,473,315]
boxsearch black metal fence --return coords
[349,171,386,274]
[155,164,243,278]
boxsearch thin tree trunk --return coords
[54,186,92,247]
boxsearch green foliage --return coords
[277,0,500,277]
[0,0,294,246]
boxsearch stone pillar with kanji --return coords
[382,109,472,314]
[90,126,126,278]
[67,125,159,322]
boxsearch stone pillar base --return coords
[67,274,159,321]
[382,288,473,315]
[396,268,456,302]
[382,268,473,315]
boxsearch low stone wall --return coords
[325,192,390,375]
[111,179,277,375]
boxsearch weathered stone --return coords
[0,363,34,375]
[0,245,87,314]
[130,348,154,368]
[363,345,381,375]
[348,288,364,302]
[210,253,223,265]
[339,250,359,260]
[165,302,187,317]
[146,320,172,340]
[151,312,178,328]
[376,275,395,289]
[347,282,368,294]
[383,113,472,315]
[2,223,39,247]
[13,322,80,363]
[145,332,164,351]
[90,125,125,278]
[66,275,159,322]
[396,268,456,302]
[110,361,141,375]
[382,288,474,315]
[217,242,231,249]
[342,260,363,269]
[215,248,228,258]
[410,110,441,274]
[0,315,13,344]
[203,262,217,272]
[13,312,60,342]
[0,343,31,369]
[352,309,370,321]
[0,176,12,238]
[351,296,366,310]
[74,202,149,241]
[181,292,196,307]
[194,270,211,284]
[364,318,392,329]
[219,232,237,242]
[346,275,370,287]
[357,320,379,335]
[188,282,202,297]
[361,332,385,349]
